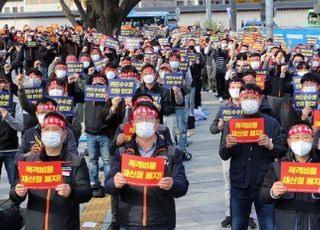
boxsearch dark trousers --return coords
[216,70,226,98]
[231,186,275,230]
[195,80,202,108]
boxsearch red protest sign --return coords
[256,70,266,90]
[314,110,320,128]
[281,162,320,193]
[123,122,135,141]
[18,161,63,189]
[229,118,264,143]
[121,154,165,187]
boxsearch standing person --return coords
[260,123,320,230]
[38,43,55,80]
[213,38,229,103]
[105,102,189,229]
[219,84,287,230]
[0,77,24,186]
[10,112,92,230]
[204,40,216,94]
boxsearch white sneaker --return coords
[219,97,223,103]
[208,90,213,94]
[197,106,202,112]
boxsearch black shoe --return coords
[182,151,192,161]
[221,216,231,228]
[188,116,195,129]
[91,184,105,198]
[248,217,257,229]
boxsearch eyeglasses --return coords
[133,115,156,123]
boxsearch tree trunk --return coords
[60,0,80,27]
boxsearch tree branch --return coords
[74,0,87,24]
[59,0,79,26]
[0,0,8,12]
[119,0,141,19]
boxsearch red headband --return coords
[122,60,131,66]
[66,55,77,63]
[288,124,313,138]
[239,90,261,98]
[55,64,67,70]
[48,80,63,90]
[133,106,158,119]
[134,96,153,107]
[92,76,106,84]
[41,116,67,130]
[243,75,255,81]
[79,56,91,62]
[160,63,172,72]
[36,103,57,112]
[229,81,243,87]
[120,71,136,79]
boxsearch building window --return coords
[199,0,204,4]
[12,7,18,13]
[225,0,229,3]
[20,7,24,12]
[188,1,195,5]
[177,1,184,6]
[4,7,10,13]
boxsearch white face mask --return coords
[153,46,159,53]
[83,61,90,68]
[312,61,320,68]
[241,99,259,115]
[48,88,63,97]
[143,74,155,84]
[250,61,260,70]
[91,54,100,61]
[41,131,62,149]
[27,38,32,42]
[204,47,210,55]
[291,140,312,157]
[135,122,155,139]
[297,71,309,77]
[229,88,240,99]
[55,70,66,79]
[23,78,41,88]
[106,71,116,80]
[169,61,179,70]
[302,85,317,93]
[159,71,165,79]
[37,113,46,125]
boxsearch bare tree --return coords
[0,0,8,12]
[60,0,141,35]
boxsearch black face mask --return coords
[189,45,195,51]
[136,54,144,60]
[106,53,113,59]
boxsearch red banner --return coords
[256,70,266,90]
[229,118,264,143]
[281,162,320,193]
[314,110,320,128]
[18,161,63,189]
[121,154,165,187]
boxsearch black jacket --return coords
[10,144,92,230]
[219,113,287,190]
[105,135,188,227]
[260,151,320,230]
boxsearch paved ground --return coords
[0,93,231,229]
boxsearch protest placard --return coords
[67,62,84,75]
[306,35,318,45]
[124,38,141,50]
[313,110,320,128]
[221,107,242,122]
[85,85,107,102]
[0,92,12,110]
[293,92,318,110]
[281,162,320,193]
[123,122,135,142]
[49,96,74,116]
[293,76,302,92]
[24,87,44,103]
[18,161,63,189]
[255,70,266,90]
[229,118,264,143]
[178,61,189,73]
[93,57,108,72]
[164,72,184,88]
[108,79,136,98]
[105,37,119,50]
[121,154,165,187]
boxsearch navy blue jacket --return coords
[219,112,287,190]
[105,134,188,227]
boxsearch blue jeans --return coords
[185,87,196,116]
[175,107,187,152]
[231,186,275,230]
[0,151,17,186]
[87,134,110,185]
[40,67,48,80]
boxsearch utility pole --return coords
[206,0,212,28]
[230,0,237,31]
[266,0,273,39]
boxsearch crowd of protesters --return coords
[0,21,318,230]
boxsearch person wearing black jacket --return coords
[219,84,287,230]
[10,112,92,230]
[260,123,320,230]
[105,102,188,229]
